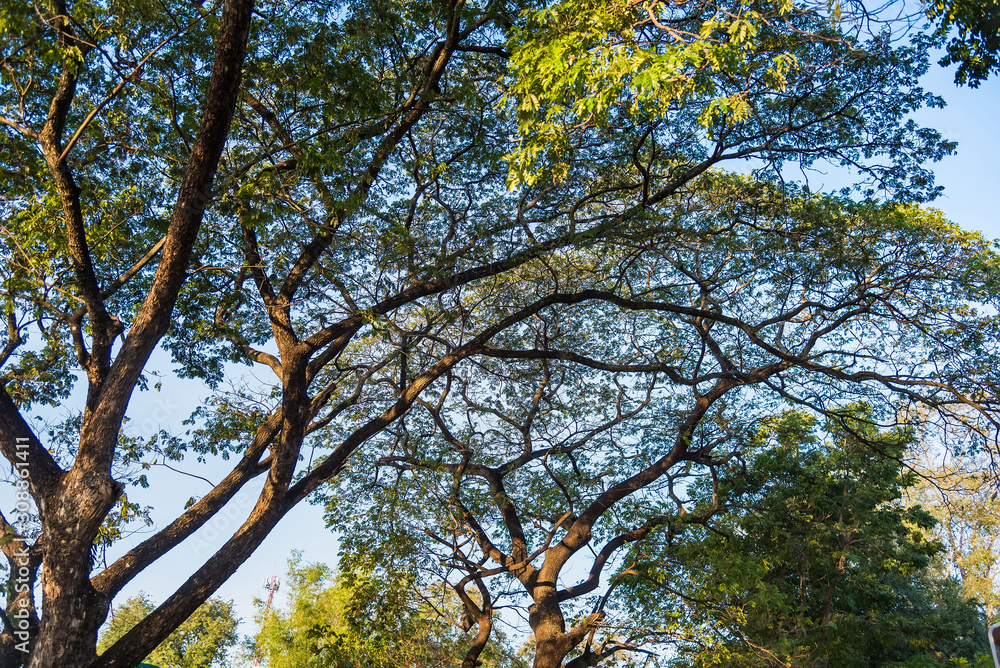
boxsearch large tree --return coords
[324,182,1000,668]
[0,0,254,664]
[0,0,996,667]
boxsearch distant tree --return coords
[617,408,992,667]
[97,594,238,668]
[907,441,1000,623]
[246,552,522,668]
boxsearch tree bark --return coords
[529,586,573,668]
[28,469,121,668]
[0,521,40,668]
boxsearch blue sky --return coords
[912,67,1000,240]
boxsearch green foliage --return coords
[928,0,1000,86]
[97,594,239,668]
[505,0,952,194]
[2,0,999,663]
[907,440,1000,624]
[314,176,1000,666]
[620,408,991,667]
[246,552,520,668]
[0,0,215,406]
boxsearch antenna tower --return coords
[251,573,281,667]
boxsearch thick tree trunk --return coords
[530,588,573,668]
[0,527,40,666]
[30,565,108,668]
[528,583,608,668]
[28,470,121,668]
[533,641,570,668]
[19,0,254,662]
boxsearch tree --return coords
[324,180,1000,668]
[0,0,253,663]
[97,594,238,668]
[0,0,996,667]
[907,440,1000,623]
[616,409,991,667]
[246,552,521,668]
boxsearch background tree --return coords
[907,439,1000,623]
[246,552,521,668]
[97,594,238,668]
[0,0,997,666]
[616,409,991,667]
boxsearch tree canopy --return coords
[0,0,997,667]
[323,180,1000,667]
[927,0,1000,86]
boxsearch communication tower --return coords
[251,573,281,667]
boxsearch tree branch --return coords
[0,384,63,498]
[78,0,255,472]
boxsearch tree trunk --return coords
[529,588,572,668]
[30,570,108,668]
[20,0,254,662]
[28,470,121,668]
[533,641,569,668]
[0,526,41,666]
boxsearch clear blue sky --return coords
[912,66,1000,240]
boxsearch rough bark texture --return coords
[30,471,121,668]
